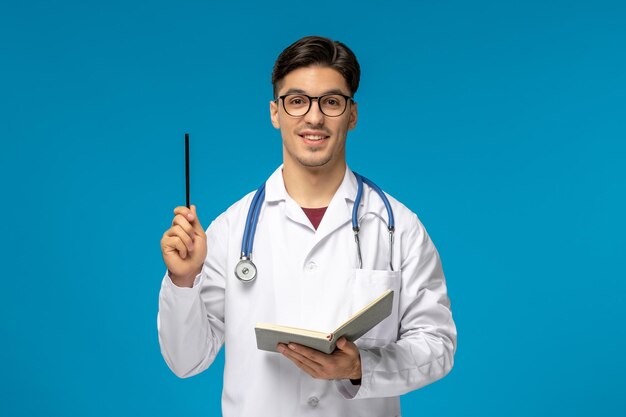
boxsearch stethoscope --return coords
[234,172,395,282]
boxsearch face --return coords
[270,66,358,172]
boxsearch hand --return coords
[160,205,207,287]
[277,337,362,381]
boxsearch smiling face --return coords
[270,66,358,173]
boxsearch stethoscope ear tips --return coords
[235,258,258,282]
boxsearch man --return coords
[158,36,456,417]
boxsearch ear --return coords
[348,101,358,130]
[270,100,280,129]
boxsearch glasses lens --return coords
[283,95,310,117]
[320,95,347,116]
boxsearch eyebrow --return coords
[283,88,350,96]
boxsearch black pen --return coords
[185,133,190,209]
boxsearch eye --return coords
[322,96,342,107]
[287,95,308,106]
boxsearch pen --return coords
[185,133,190,209]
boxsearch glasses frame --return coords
[275,93,354,117]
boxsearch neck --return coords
[282,161,346,208]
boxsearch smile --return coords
[300,134,328,141]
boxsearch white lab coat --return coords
[158,166,456,417]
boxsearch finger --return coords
[175,205,204,234]
[287,343,328,366]
[166,225,194,252]
[172,214,194,239]
[279,344,322,367]
[284,354,320,378]
[278,344,322,377]
[164,235,188,259]
[173,205,192,220]
[336,337,356,352]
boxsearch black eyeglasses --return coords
[275,93,354,117]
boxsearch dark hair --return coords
[271,36,361,98]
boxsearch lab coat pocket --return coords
[351,268,401,348]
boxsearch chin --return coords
[298,160,329,168]
[296,155,333,168]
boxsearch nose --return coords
[303,98,325,125]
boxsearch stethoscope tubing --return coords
[236,172,395,281]
[241,184,265,257]
[352,172,395,271]
[359,174,395,230]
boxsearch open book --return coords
[255,289,394,354]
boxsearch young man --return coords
[158,36,456,417]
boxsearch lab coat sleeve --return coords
[157,217,227,378]
[336,214,457,399]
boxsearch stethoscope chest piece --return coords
[235,258,257,282]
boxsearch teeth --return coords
[303,135,325,140]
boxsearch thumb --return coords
[336,337,350,350]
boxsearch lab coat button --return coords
[307,396,319,407]
[306,262,317,271]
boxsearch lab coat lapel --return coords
[264,166,313,229]
[312,167,359,245]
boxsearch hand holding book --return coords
[277,336,362,382]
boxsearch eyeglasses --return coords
[275,93,354,117]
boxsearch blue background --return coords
[1,0,624,415]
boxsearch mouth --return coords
[298,133,330,145]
